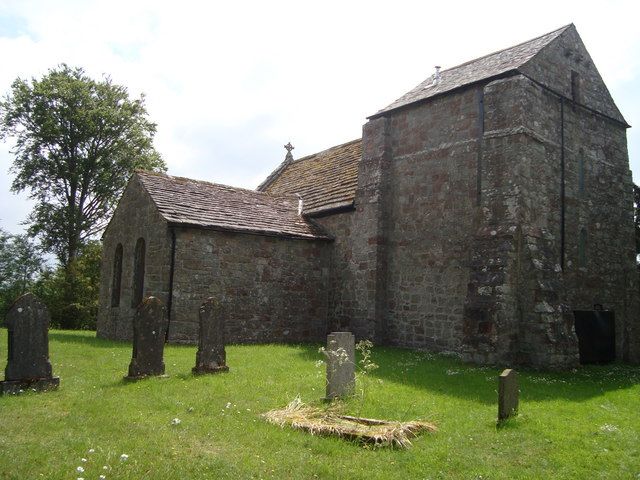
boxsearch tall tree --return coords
[0,64,165,265]
[0,228,44,317]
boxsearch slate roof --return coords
[136,171,331,240]
[371,24,572,118]
[258,139,362,216]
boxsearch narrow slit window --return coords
[578,150,585,194]
[571,71,581,103]
[111,243,123,307]
[578,228,587,267]
[132,238,146,308]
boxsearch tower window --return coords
[571,71,581,103]
[578,150,585,194]
[578,228,587,267]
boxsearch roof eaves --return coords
[166,220,333,242]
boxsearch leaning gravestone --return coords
[498,368,519,422]
[193,297,229,374]
[126,296,168,380]
[325,331,355,400]
[0,293,59,395]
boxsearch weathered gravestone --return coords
[1,293,59,395]
[126,296,168,380]
[498,368,519,422]
[325,331,355,400]
[193,297,229,374]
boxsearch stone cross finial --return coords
[284,142,294,163]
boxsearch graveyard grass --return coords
[0,329,639,479]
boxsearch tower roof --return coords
[370,24,573,118]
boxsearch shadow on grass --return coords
[294,343,640,404]
[49,331,129,349]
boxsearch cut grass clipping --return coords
[262,396,437,448]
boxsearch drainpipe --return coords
[560,98,565,270]
[166,227,177,343]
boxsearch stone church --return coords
[97,24,639,368]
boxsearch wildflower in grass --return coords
[120,454,129,461]
[356,340,378,373]
[81,458,87,462]
[171,418,181,425]
[599,424,619,433]
[88,448,95,454]
[226,402,232,409]
[103,466,108,470]
[76,466,85,473]
[99,475,106,479]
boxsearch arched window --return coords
[111,244,123,307]
[131,238,146,308]
[578,228,587,267]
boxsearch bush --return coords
[33,241,102,329]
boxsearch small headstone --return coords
[325,331,355,400]
[1,293,59,395]
[126,296,168,380]
[193,297,229,374]
[498,368,519,422]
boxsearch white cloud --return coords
[0,0,639,235]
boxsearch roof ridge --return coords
[439,24,572,74]
[292,138,362,164]
[137,170,298,201]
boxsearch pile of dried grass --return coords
[262,397,436,448]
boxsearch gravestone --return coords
[498,368,519,422]
[1,293,59,395]
[325,331,355,400]
[193,297,229,374]
[126,296,168,380]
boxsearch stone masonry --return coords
[98,25,639,368]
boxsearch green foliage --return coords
[0,228,44,318]
[33,240,102,329]
[0,64,165,266]
[1,334,639,479]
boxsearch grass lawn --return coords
[0,328,639,479]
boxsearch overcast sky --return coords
[1,0,639,236]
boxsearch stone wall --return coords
[342,52,638,366]
[97,177,172,340]
[383,87,481,353]
[314,211,357,333]
[167,228,331,344]
[98,178,332,345]
[499,73,638,364]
